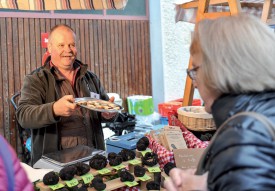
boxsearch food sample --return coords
[75,162,90,176]
[136,136,150,151]
[119,169,135,182]
[59,165,77,181]
[90,177,106,191]
[89,154,108,170]
[42,171,59,185]
[119,149,136,161]
[134,165,146,177]
[76,99,121,111]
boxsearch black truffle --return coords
[77,184,88,191]
[163,162,176,176]
[43,171,59,185]
[119,149,136,161]
[91,177,106,191]
[134,165,146,177]
[107,152,123,166]
[146,181,160,190]
[136,137,150,151]
[59,165,77,181]
[89,154,108,170]
[119,169,135,182]
[107,152,117,160]
[75,162,90,176]
[142,152,158,167]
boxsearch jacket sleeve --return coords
[0,135,34,191]
[16,74,58,129]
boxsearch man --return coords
[16,24,114,166]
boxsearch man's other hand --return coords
[109,96,115,103]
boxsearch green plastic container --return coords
[127,95,154,116]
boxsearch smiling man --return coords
[16,24,113,166]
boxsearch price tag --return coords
[48,183,64,190]
[124,181,139,187]
[112,164,126,170]
[139,174,151,181]
[81,173,94,184]
[128,159,141,165]
[65,178,78,187]
[141,149,151,156]
[97,168,111,175]
[148,167,161,173]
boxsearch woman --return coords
[164,14,275,191]
[0,135,34,191]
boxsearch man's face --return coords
[48,27,77,70]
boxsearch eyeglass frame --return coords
[186,66,200,80]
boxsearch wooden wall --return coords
[0,17,151,154]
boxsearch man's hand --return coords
[109,96,115,103]
[53,95,77,117]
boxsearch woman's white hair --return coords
[190,14,275,94]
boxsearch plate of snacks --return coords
[75,97,123,112]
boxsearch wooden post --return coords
[261,0,274,24]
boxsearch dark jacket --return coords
[198,92,275,191]
[16,58,109,166]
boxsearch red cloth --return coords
[168,111,209,148]
[116,187,139,191]
[147,135,175,168]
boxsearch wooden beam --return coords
[181,0,229,9]
[183,58,194,106]
[261,0,273,23]
[198,12,231,20]
[228,0,242,14]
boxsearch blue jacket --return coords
[198,92,275,191]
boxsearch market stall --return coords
[175,0,275,106]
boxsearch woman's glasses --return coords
[186,66,200,81]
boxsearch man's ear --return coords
[47,43,52,53]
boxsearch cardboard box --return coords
[164,125,181,132]
[150,129,163,145]
[173,148,205,170]
[163,131,187,151]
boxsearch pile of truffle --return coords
[41,136,177,190]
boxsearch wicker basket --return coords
[177,106,216,131]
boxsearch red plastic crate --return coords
[158,99,201,117]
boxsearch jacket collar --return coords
[211,91,275,128]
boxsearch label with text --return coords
[148,166,161,173]
[124,181,139,187]
[48,183,64,190]
[65,178,78,187]
[81,173,94,184]
[97,168,111,175]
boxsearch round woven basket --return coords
[177,106,216,131]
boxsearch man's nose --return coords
[64,45,72,52]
